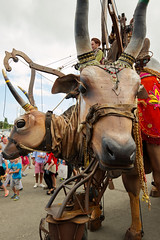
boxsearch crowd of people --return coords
[0,135,77,200]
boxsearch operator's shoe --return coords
[34,183,38,188]
[14,195,20,201]
[10,193,16,199]
[39,183,45,188]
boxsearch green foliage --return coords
[0,118,13,130]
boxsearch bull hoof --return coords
[124,228,143,240]
[150,186,160,198]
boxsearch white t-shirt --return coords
[0,142,6,151]
[0,152,4,166]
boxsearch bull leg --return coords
[150,171,160,197]
[146,143,160,197]
[122,174,143,240]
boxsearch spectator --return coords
[9,157,22,200]
[1,136,8,151]
[20,155,30,176]
[4,159,23,190]
[0,144,9,197]
[32,151,46,188]
[43,153,58,195]
[3,159,12,187]
[44,153,58,194]
[28,153,32,169]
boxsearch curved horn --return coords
[2,69,34,112]
[18,85,38,110]
[75,0,92,56]
[124,0,149,58]
[18,86,29,100]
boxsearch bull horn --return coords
[124,0,149,59]
[2,69,35,111]
[18,85,38,109]
[18,86,29,100]
[75,0,93,57]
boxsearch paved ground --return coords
[0,165,160,240]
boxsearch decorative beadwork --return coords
[117,52,136,68]
[78,51,96,64]
[22,103,34,111]
[77,51,100,70]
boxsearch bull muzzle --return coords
[100,137,136,171]
[2,150,19,160]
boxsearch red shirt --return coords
[46,153,58,171]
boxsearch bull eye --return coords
[79,84,86,94]
[16,119,26,128]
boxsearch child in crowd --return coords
[20,155,30,176]
[3,159,12,187]
[9,157,22,201]
[0,144,9,197]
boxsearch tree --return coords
[3,118,8,129]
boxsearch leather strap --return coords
[44,110,53,152]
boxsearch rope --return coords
[83,138,90,168]
[52,93,69,112]
[40,74,43,112]
[133,119,151,209]
[17,58,54,84]
[143,67,160,79]
[45,54,76,67]
[57,57,77,70]
[18,143,48,153]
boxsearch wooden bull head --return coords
[52,0,149,171]
[1,71,80,162]
[2,0,149,174]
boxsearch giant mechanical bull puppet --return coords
[2,0,150,239]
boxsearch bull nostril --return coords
[130,151,136,161]
[107,146,114,158]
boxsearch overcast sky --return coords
[0,0,159,124]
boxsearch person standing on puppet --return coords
[91,37,104,63]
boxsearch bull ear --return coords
[137,84,148,99]
[51,74,80,94]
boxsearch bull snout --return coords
[100,137,136,171]
[2,151,19,160]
